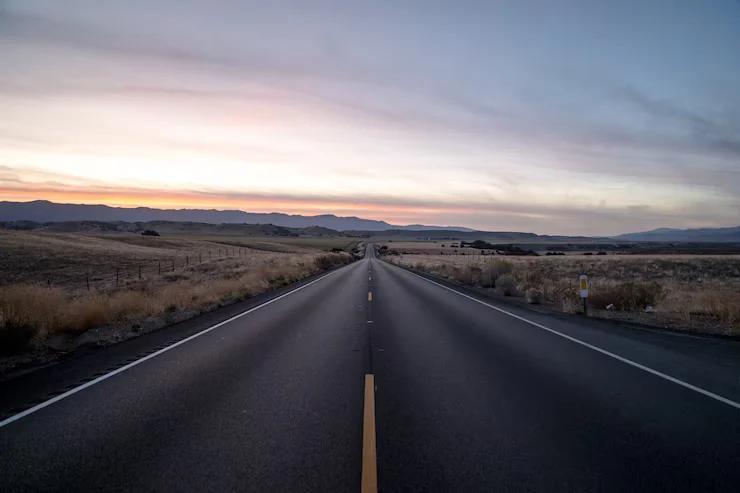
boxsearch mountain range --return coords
[1,201,738,242]
[0,201,473,232]
[615,226,740,243]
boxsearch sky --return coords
[1,0,739,235]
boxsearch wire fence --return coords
[5,247,278,293]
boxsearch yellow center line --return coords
[368,292,372,302]
[362,374,378,493]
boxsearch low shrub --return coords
[482,260,513,287]
[561,293,583,313]
[495,274,518,296]
[0,285,68,352]
[589,281,665,311]
[685,289,740,324]
[451,266,481,285]
[314,253,351,270]
[525,288,544,304]
[267,274,289,288]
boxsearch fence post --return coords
[199,252,202,264]
[47,279,51,289]
[171,258,175,272]
[209,250,212,261]
[86,273,90,291]
[138,265,142,280]
[116,268,119,287]
[158,261,161,275]
[186,256,189,266]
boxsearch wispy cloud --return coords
[1,167,736,235]
[1,0,739,234]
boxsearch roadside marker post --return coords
[579,274,589,316]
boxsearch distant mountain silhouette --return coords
[615,226,740,242]
[0,200,474,232]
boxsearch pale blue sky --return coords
[1,0,739,234]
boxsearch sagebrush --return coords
[0,250,353,354]
[388,254,740,333]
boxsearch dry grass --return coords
[0,231,355,356]
[387,254,740,334]
[0,231,352,287]
[380,241,480,256]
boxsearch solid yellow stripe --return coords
[368,292,372,301]
[361,374,378,493]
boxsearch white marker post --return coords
[579,274,589,316]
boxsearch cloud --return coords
[1,167,737,235]
[2,2,739,234]
[618,85,740,159]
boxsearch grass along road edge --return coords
[0,252,356,373]
[391,263,740,411]
[382,253,740,336]
[0,265,349,429]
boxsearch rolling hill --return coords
[615,226,740,242]
[0,200,472,232]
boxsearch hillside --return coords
[0,201,472,232]
[0,220,344,237]
[616,226,740,242]
[0,220,614,244]
[350,228,606,243]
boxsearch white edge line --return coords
[0,268,341,429]
[400,267,740,411]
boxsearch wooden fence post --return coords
[86,273,90,291]
[171,258,175,272]
[138,265,142,280]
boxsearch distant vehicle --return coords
[141,229,160,236]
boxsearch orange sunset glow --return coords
[1,0,738,235]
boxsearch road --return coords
[2,245,740,492]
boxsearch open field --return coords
[0,231,356,362]
[379,240,475,255]
[378,238,740,255]
[384,253,740,335]
[0,231,359,288]
[235,236,361,251]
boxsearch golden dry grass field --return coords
[0,231,355,359]
[385,253,740,335]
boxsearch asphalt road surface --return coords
[2,246,740,492]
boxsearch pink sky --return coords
[1,0,739,234]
